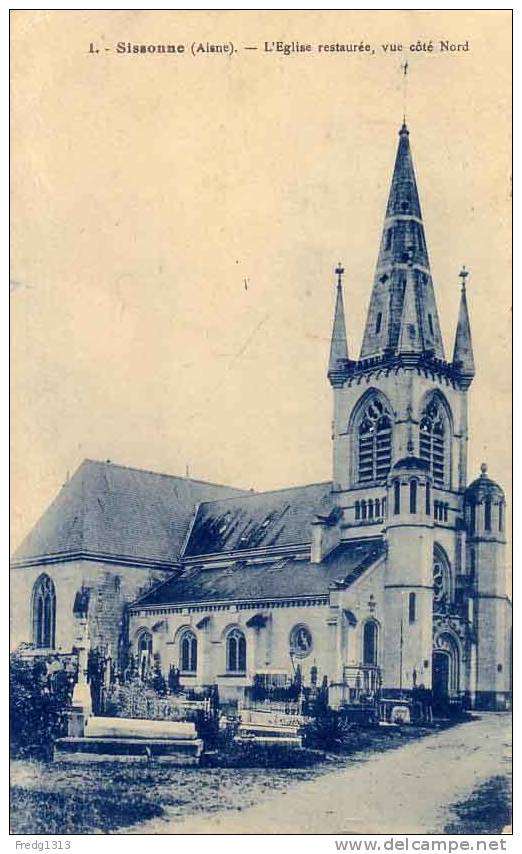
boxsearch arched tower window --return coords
[408,592,416,624]
[362,620,378,666]
[499,502,504,532]
[409,479,417,514]
[419,395,451,487]
[32,574,56,649]
[226,628,246,673]
[180,630,197,673]
[357,397,392,484]
[484,499,492,532]
[425,481,431,515]
[393,480,401,515]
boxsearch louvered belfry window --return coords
[358,398,392,483]
[419,397,447,486]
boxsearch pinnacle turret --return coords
[452,266,475,385]
[328,264,349,386]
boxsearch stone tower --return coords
[326,121,511,705]
[465,465,511,709]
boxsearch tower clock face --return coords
[433,562,445,601]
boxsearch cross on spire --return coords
[335,263,345,288]
[401,60,409,124]
[459,265,469,289]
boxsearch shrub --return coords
[10,652,75,759]
[302,709,357,752]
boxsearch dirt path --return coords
[128,713,511,835]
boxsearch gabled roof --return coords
[183,481,333,557]
[132,538,385,608]
[11,459,247,569]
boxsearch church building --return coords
[11,122,511,711]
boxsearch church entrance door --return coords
[432,651,450,710]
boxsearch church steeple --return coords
[452,266,475,386]
[359,123,445,361]
[328,263,349,386]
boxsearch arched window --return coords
[394,480,401,515]
[137,629,153,680]
[409,592,416,624]
[226,628,246,673]
[357,397,392,483]
[361,500,367,520]
[368,499,374,520]
[419,396,450,487]
[363,621,378,666]
[499,502,504,532]
[469,502,476,534]
[469,548,476,584]
[180,630,197,673]
[425,481,431,515]
[485,499,492,531]
[409,479,417,514]
[32,574,56,648]
[355,501,360,521]
[375,498,380,517]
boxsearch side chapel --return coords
[11,122,511,710]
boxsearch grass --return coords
[444,775,512,834]
[10,720,463,834]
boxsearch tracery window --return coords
[290,624,313,659]
[419,396,449,487]
[226,628,246,673]
[433,547,452,607]
[32,574,56,649]
[180,629,198,673]
[357,398,392,483]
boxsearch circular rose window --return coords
[290,624,313,658]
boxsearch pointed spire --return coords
[452,266,475,384]
[328,263,349,385]
[359,123,445,361]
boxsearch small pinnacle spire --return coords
[480,462,488,477]
[452,266,475,383]
[328,263,349,383]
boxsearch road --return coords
[130,713,511,835]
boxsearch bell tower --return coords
[324,120,501,702]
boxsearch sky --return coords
[11,10,511,550]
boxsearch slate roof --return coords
[184,482,334,557]
[132,538,385,608]
[11,460,247,568]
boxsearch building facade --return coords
[11,122,511,710]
